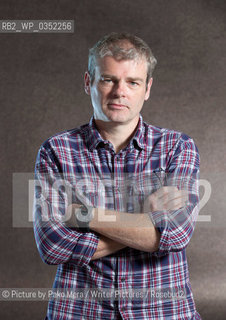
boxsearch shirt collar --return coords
[85,117,105,151]
[131,115,145,150]
[85,115,145,151]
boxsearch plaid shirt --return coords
[34,115,201,320]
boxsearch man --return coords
[34,32,201,319]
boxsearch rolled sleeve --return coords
[33,143,99,267]
[150,134,200,257]
[71,231,99,266]
[150,203,199,257]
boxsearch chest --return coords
[58,144,172,212]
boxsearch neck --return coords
[95,118,139,153]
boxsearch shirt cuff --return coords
[148,210,170,257]
[70,231,99,266]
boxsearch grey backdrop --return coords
[0,0,226,319]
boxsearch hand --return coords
[91,234,126,260]
[144,186,188,212]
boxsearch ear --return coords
[144,78,153,101]
[84,71,91,95]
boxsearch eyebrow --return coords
[100,74,144,82]
[126,77,144,83]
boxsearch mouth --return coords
[107,103,128,109]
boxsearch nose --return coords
[112,80,126,98]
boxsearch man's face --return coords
[85,56,152,125]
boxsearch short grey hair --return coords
[88,32,157,86]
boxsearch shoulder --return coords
[39,123,90,153]
[143,120,198,151]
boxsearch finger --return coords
[161,190,188,203]
[164,196,188,211]
[144,193,159,212]
[162,192,189,210]
[145,188,180,212]
[153,186,178,199]
[157,188,188,203]
[154,192,188,211]
[145,188,188,212]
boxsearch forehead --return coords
[95,56,148,78]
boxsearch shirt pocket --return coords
[125,171,166,213]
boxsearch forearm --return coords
[90,208,160,252]
[66,205,160,253]
[91,234,126,260]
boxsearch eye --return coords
[101,77,113,84]
[129,81,139,87]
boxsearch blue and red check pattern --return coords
[34,116,201,319]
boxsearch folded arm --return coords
[91,234,126,260]
[67,185,186,255]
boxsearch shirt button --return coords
[121,277,125,282]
